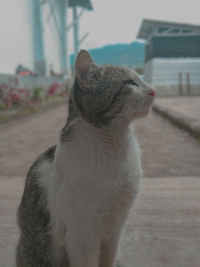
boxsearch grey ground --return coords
[153,97,200,139]
[0,98,200,267]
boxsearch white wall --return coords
[145,58,200,85]
[144,58,200,96]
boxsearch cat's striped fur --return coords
[16,50,155,267]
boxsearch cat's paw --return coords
[116,260,124,267]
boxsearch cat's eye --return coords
[124,80,139,87]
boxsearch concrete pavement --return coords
[1,175,200,267]
[119,177,200,267]
[1,103,200,266]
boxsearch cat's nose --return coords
[149,89,156,97]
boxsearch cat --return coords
[16,50,155,267]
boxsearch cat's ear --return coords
[75,50,96,89]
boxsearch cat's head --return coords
[73,50,155,128]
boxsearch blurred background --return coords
[0,1,200,267]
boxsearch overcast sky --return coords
[81,0,200,49]
[0,0,199,73]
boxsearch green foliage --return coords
[0,102,6,110]
[135,67,144,75]
[32,87,44,101]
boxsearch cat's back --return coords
[16,146,56,267]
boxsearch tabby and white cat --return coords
[16,50,155,267]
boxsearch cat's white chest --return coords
[47,122,142,247]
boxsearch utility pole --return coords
[31,0,92,76]
[32,0,46,75]
[57,0,70,75]
[73,6,79,57]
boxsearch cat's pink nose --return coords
[149,89,156,97]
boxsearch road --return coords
[1,104,200,178]
[0,103,200,266]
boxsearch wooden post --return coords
[186,72,191,96]
[179,72,183,96]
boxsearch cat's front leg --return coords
[65,231,100,267]
[99,233,120,267]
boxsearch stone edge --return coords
[152,103,200,141]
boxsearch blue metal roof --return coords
[137,19,200,39]
[69,0,93,10]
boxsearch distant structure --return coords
[137,19,200,96]
[16,64,35,76]
[31,0,93,76]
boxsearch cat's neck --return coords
[61,117,134,153]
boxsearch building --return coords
[137,19,200,96]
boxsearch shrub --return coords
[32,87,44,101]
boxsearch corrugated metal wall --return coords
[145,35,200,62]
